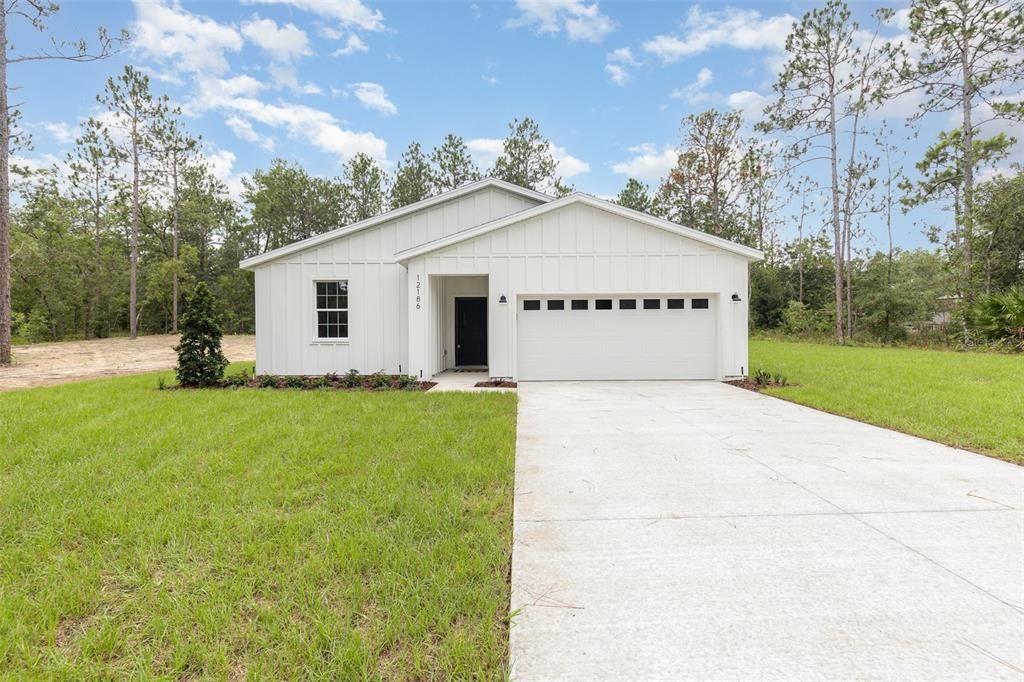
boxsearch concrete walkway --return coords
[510,381,1024,680]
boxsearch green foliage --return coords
[343,369,362,389]
[615,178,655,214]
[970,287,1024,350]
[390,141,435,208]
[753,368,788,387]
[369,371,391,390]
[397,374,419,390]
[342,153,389,221]
[430,133,481,191]
[492,117,562,192]
[781,301,835,337]
[174,282,228,387]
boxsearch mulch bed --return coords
[163,373,436,392]
[474,380,517,388]
[726,379,793,393]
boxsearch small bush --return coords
[753,368,788,387]
[397,374,419,390]
[369,372,391,390]
[308,375,331,389]
[343,369,362,389]
[970,287,1024,351]
[221,370,250,388]
[258,374,279,388]
[175,282,228,387]
[286,375,306,389]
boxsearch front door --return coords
[455,297,488,366]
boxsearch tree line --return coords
[613,0,1023,347]
[2,0,1022,358]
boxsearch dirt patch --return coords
[0,335,256,391]
[474,380,518,388]
[725,379,763,392]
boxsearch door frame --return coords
[454,296,488,367]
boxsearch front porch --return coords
[425,274,491,376]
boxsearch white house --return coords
[240,178,763,382]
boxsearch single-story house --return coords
[240,178,763,382]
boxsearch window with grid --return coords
[315,280,348,339]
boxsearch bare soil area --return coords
[0,335,256,391]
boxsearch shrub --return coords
[369,372,391,390]
[397,374,419,390]
[175,282,229,387]
[781,301,834,337]
[258,374,279,388]
[343,369,362,389]
[308,375,331,389]
[286,375,306,389]
[753,368,788,387]
[970,287,1024,351]
[221,369,251,388]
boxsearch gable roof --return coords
[239,177,552,270]
[395,192,765,263]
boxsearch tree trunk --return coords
[0,6,11,366]
[960,41,975,304]
[130,123,139,340]
[828,97,844,344]
[171,162,179,334]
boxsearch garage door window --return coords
[523,299,540,311]
[643,299,661,310]
[667,298,685,309]
[692,298,710,309]
[547,299,565,310]
[619,299,636,309]
[595,299,612,310]
[571,299,589,310]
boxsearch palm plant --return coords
[970,287,1024,351]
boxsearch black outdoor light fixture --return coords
[731,293,742,302]
[498,294,508,304]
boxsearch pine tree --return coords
[342,153,388,221]
[492,117,560,191]
[616,178,654,214]
[430,134,480,191]
[175,281,228,387]
[390,142,434,208]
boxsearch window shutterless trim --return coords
[314,280,349,339]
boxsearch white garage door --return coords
[516,295,717,381]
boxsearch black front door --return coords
[455,297,488,366]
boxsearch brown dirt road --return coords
[0,335,256,391]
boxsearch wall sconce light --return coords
[498,294,508,304]
[731,293,742,302]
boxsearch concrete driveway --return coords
[510,382,1024,680]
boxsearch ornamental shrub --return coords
[175,282,229,387]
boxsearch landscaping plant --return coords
[174,282,229,387]
[970,286,1024,351]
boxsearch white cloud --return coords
[241,17,312,62]
[727,90,769,118]
[348,82,397,116]
[132,0,243,75]
[466,138,588,178]
[208,74,267,99]
[332,34,368,56]
[669,67,713,103]
[205,148,248,200]
[193,78,388,164]
[508,0,614,43]
[605,63,628,86]
[552,145,590,177]
[611,143,677,183]
[643,7,794,63]
[604,46,636,86]
[246,0,385,32]
[41,121,76,145]
[482,74,499,86]
[225,115,275,151]
[267,63,322,94]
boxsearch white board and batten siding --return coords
[405,201,751,380]
[252,186,542,375]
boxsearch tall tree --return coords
[154,117,200,332]
[615,178,655,214]
[759,1,896,342]
[390,141,434,208]
[242,159,346,253]
[98,65,169,340]
[66,118,120,337]
[430,133,480,191]
[492,117,561,192]
[901,0,1024,301]
[0,1,122,364]
[342,152,388,222]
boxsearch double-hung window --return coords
[315,280,348,339]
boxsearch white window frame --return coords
[314,279,349,341]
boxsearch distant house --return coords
[932,294,962,327]
[240,178,762,381]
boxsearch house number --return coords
[415,274,421,309]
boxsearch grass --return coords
[750,339,1024,465]
[0,365,518,679]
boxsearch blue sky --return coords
[11,1,1022,250]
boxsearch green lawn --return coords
[0,367,517,679]
[750,339,1024,465]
